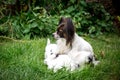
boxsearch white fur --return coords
[44,37,100,72]
[45,54,77,72]
[54,32,100,66]
[44,38,77,72]
[55,33,94,55]
[68,51,100,69]
[44,38,57,60]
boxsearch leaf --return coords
[117,16,120,21]
[101,22,106,27]
[32,11,39,17]
[80,1,87,7]
[30,22,38,28]
[66,6,75,13]
[23,34,30,40]
[60,10,65,14]
[31,27,40,34]
[23,29,30,34]
[89,26,95,34]
[33,6,41,10]
[27,19,36,23]
[105,16,110,21]
[70,0,75,4]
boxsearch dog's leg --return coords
[53,65,63,72]
[92,55,100,66]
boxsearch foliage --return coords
[0,0,114,39]
[60,1,114,36]
[10,12,58,39]
[0,7,59,39]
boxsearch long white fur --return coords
[55,33,94,55]
[68,51,100,69]
[54,32,100,66]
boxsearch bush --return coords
[0,7,59,39]
[60,1,114,36]
[0,0,114,39]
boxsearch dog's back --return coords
[69,51,100,67]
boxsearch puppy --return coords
[45,54,77,72]
[44,38,77,72]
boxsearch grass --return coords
[0,34,120,80]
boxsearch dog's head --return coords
[53,17,75,47]
[45,38,57,59]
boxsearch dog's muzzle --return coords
[52,32,60,39]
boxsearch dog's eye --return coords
[50,50,53,55]
[51,53,53,55]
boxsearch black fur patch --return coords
[77,64,80,68]
[88,56,93,63]
[57,17,75,47]
[55,54,59,58]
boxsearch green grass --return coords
[0,34,120,80]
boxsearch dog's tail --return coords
[47,38,50,45]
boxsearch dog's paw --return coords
[93,61,100,66]
[48,65,54,70]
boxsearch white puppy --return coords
[45,54,77,72]
[44,38,77,72]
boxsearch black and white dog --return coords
[52,17,99,66]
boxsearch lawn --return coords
[0,33,120,80]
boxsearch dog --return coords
[53,17,95,56]
[52,17,100,66]
[44,38,77,72]
[45,54,77,72]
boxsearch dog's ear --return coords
[58,23,65,29]
[47,38,50,45]
[58,17,65,25]
[65,18,75,47]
